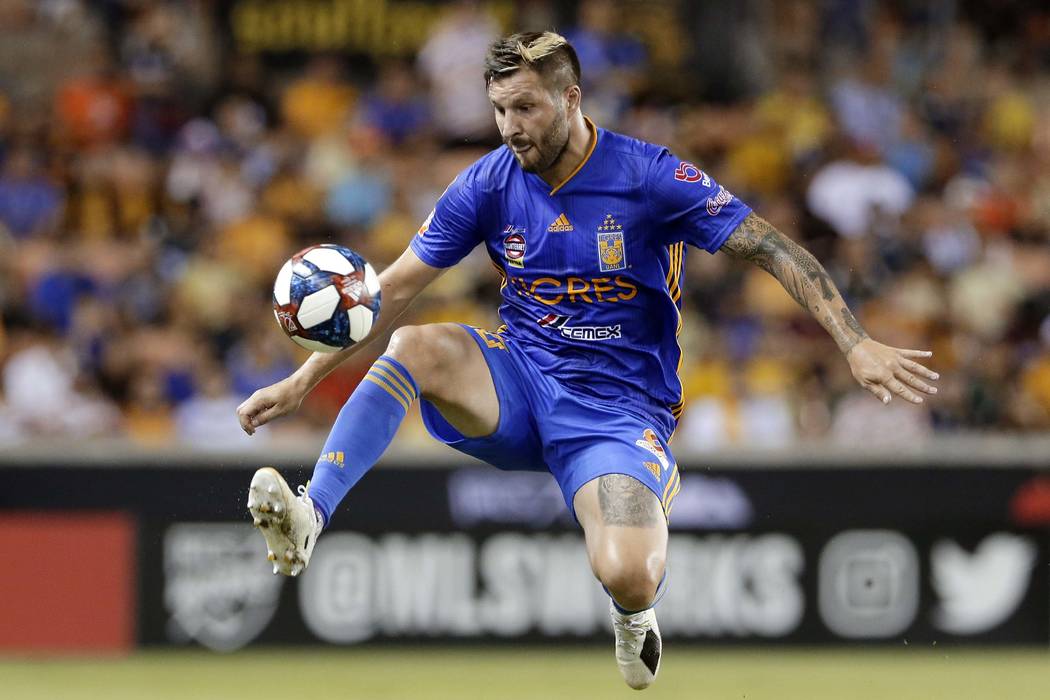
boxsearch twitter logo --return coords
[931,533,1036,635]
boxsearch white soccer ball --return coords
[272,244,381,352]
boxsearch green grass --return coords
[2,647,1048,700]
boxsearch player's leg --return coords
[249,322,498,575]
[542,397,678,690]
[574,475,668,611]
[574,475,667,690]
[305,322,499,522]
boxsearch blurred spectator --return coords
[0,146,63,239]
[829,51,904,154]
[806,142,914,239]
[225,320,298,398]
[359,60,432,147]
[281,56,355,139]
[417,1,500,145]
[2,330,120,438]
[54,47,133,148]
[563,0,647,125]
[124,370,174,446]
[753,61,831,167]
[174,362,256,450]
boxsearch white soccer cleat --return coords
[610,602,662,690]
[247,467,323,577]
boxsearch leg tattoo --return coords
[597,474,662,527]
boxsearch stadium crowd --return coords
[0,0,1048,451]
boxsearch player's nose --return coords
[501,115,524,140]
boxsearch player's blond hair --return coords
[484,31,581,92]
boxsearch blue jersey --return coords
[410,118,751,437]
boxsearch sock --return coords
[608,569,669,615]
[307,355,418,527]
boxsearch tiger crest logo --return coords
[597,214,626,272]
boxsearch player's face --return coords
[488,69,570,174]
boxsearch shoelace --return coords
[614,614,650,654]
[296,482,322,533]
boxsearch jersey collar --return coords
[546,116,599,196]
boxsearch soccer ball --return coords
[272,244,381,353]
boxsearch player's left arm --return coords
[720,212,939,404]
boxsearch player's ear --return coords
[564,84,582,114]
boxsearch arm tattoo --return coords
[841,306,866,339]
[597,474,663,527]
[721,212,869,354]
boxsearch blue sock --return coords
[608,569,669,615]
[308,355,418,527]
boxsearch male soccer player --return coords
[238,32,938,689]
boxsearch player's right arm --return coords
[238,162,483,435]
[237,248,443,434]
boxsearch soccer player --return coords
[238,32,938,689]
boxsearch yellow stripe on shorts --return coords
[664,473,682,516]
[662,468,680,514]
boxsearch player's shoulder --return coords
[596,127,669,172]
[458,145,518,196]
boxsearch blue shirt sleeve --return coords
[646,149,752,253]
[409,165,482,268]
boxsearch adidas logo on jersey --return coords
[547,213,574,232]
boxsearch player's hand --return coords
[237,377,307,435]
[845,338,939,405]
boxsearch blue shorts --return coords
[420,325,681,521]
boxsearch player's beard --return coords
[513,108,570,175]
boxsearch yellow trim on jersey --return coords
[490,259,508,292]
[371,361,415,398]
[364,374,411,412]
[670,307,685,420]
[548,116,598,196]
[666,241,683,302]
[665,242,686,427]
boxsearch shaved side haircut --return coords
[483,31,582,94]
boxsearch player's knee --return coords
[596,552,665,610]
[386,324,465,391]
